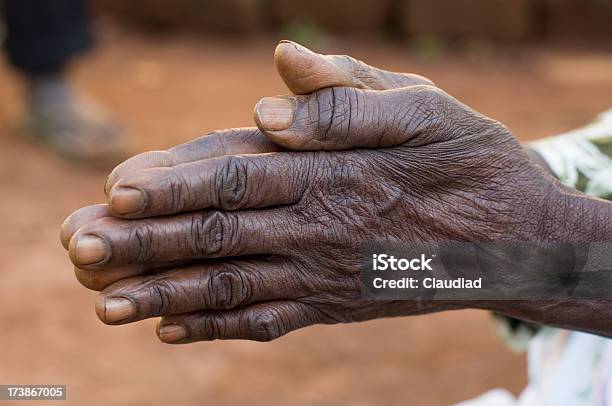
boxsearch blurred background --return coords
[0,0,611,404]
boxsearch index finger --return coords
[104,128,282,195]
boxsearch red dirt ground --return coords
[1,28,611,405]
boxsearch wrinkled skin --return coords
[61,42,612,343]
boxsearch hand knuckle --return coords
[411,85,446,110]
[190,211,239,256]
[167,167,189,212]
[129,222,156,263]
[146,279,176,315]
[249,308,283,342]
[201,312,226,340]
[208,268,250,309]
[311,87,354,144]
[398,85,451,138]
[341,55,364,77]
[215,156,250,210]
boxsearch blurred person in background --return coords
[1,0,128,164]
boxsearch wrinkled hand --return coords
[61,42,565,344]
[61,41,433,289]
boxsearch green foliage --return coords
[410,35,446,60]
[280,20,324,48]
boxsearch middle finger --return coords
[68,208,295,270]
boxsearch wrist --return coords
[522,146,612,243]
[543,187,612,243]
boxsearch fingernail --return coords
[97,297,134,323]
[255,96,296,131]
[110,187,145,215]
[158,324,187,343]
[75,235,108,265]
[278,40,310,53]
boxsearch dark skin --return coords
[61,41,612,343]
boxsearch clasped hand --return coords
[61,41,568,343]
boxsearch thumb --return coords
[274,40,433,94]
[254,85,464,150]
